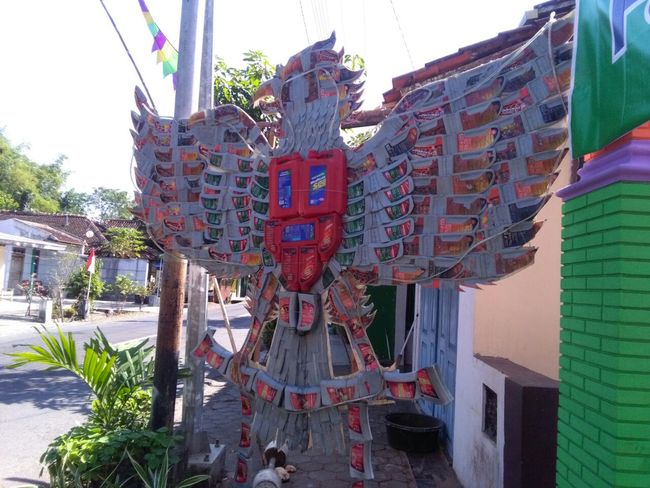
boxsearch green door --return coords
[366,285,396,364]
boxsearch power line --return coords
[98,0,158,112]
[388,0,415,70]
[298,0,311,44]
[311,0,328,40]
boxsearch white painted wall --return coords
[0,219,80,289]
[21,247,35,278]
[38,249,81,288]
[0,219,49,241]
[0,245,6,290]
[99,257,149,285]
[2,245,11,289]
[453,288,506,488]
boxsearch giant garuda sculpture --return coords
[131,12,574,487]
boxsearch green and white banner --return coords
[570,0,650,158]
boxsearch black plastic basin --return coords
[385,413,443,453]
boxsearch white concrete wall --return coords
[0,245,6,290]
[38,249,81,288]
[99,257,149,286]
[1,245,11,290]
[453,289,506,488]
[21,247,34,278]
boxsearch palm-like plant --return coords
[7,326,154,428]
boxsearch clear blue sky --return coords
[0,0,539,195]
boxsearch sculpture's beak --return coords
[253,79,278,108]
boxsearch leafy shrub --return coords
[8,327,179,487]
[98,388,152,431]
[110,275,137,310]
[66,266,104,301]
[41,425,180,487]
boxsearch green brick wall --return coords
[558,182,650,488]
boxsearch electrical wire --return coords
[388,0,415,70]
[98,0,158,112]
[298,0,311,45]
[311,0,328,40]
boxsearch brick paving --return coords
[199,373,418,488]
[177,301,461,488]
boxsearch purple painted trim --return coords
[558,140,650,200]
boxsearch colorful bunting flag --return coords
[570,0,650,158]
[138,0,178,89]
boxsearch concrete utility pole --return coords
[182,0,213,451]
[150,0,198,431]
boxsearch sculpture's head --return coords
[252,32,365,124]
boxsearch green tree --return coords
[0,132,135,218]
[89,187,134,220]
[0,133,66,212]
[0,189,18,210]
[102,227,147,258]
[59,189,90,214]
[214,50,275,122]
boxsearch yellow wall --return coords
[473,158,571,380]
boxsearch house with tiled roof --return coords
[0,217,85,293]
[95,217,162,294]
[0,210,106,247]
[0,211,162,296]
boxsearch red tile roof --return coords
[383,0,575,106]
[0,211,106,248]
[12,219,84,246]
[342,0,574,128]
[101,218,143,230]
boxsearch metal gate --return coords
[414,283,459,456]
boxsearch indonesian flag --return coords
[86,248,96,274]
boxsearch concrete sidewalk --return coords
[0,295,160,335]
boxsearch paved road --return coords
[0,302,251,488]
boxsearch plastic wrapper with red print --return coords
[416,366,453,405]
[193,333,233,376]
[384,370,418,400]
[240,393,253,417]
[321,377,357,406]
[347,402,372,441]
[255,371,285,406]
[349,441,374,480]
[284,385,321,411]
[239,421,253,456]
[235,454,250,486]
[297,293,320,334]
